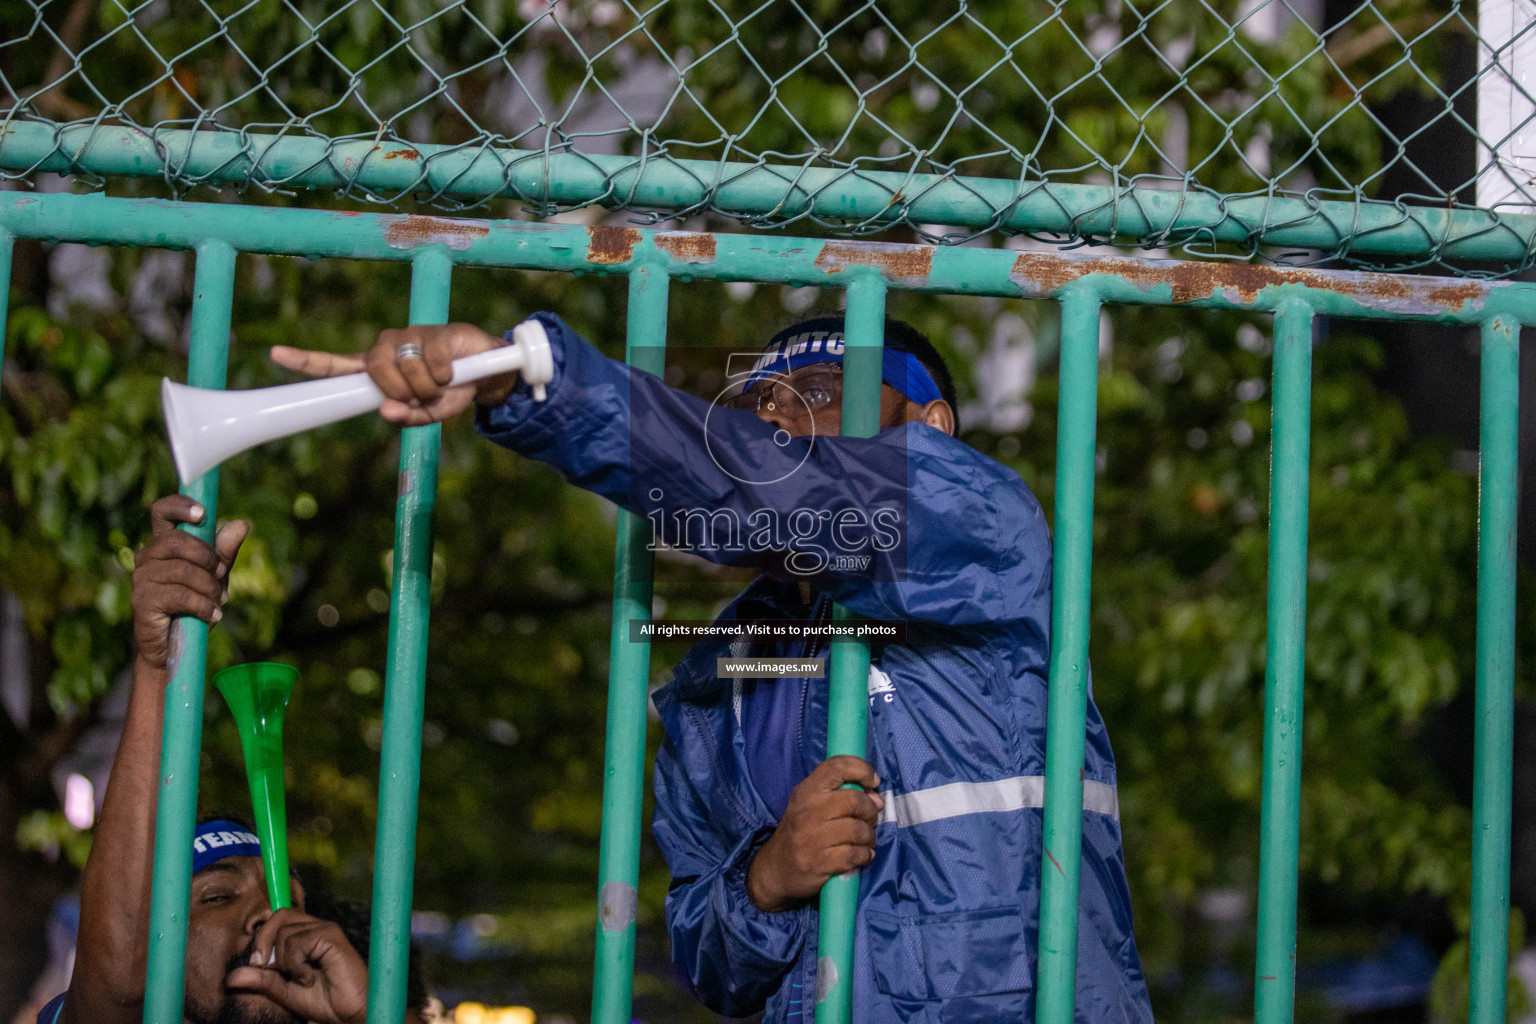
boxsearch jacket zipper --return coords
[800,592,831,768]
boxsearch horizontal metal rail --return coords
[3,123,1535,266]
[5,193,1536,324]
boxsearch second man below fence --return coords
[271,311,1153,1022]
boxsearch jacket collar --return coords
[652,574,815,706]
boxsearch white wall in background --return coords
[1479,0,1536,207]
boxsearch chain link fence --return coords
[1,0,1533,275]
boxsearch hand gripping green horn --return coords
[214,661,298,910]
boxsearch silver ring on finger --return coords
[395,342,424,363]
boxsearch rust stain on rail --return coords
[815,240,934,286]
[1009,251,1490,315]
[383,215,489,251]
[656,231,717,263]
[587,225,642,264]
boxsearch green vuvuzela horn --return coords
[214,662,298,910]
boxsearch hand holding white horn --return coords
[272,322,525,425]
[163,320,553,484]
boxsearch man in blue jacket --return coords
[273,311,1152,1023]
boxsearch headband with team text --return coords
[192,820,262,874]
[740,325,943,407]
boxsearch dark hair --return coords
[767,314,961,432]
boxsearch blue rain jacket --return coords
[478,314,1152,1024]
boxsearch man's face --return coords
[182,856,307,1024]
[735,363,916,438]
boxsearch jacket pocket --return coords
[868,904,1034,1001]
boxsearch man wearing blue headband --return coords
[273,310,1150,1023]
[38,496,427,1024]
[727,315,954,434]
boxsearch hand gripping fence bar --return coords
[813,274,886,1024]
[0,191,1521,1024]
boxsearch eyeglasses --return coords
[727,363,844,418]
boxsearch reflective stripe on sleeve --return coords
[876,774,1120,827]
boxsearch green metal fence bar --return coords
[1253,300,1317,1024]
[813,273,885,1024]
[1034,284,1102,1024]
[143,239,235,1024]
[6,194,1535,327]
[364,249,451,1024]
[4,123,1536,267]
[1469,314,1520,1024]
[0,228,12,364]
[590,262,669,1024]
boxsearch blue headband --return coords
[741,330,944,407]
[193,820,262,874]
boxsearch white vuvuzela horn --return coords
[163,319,554,485]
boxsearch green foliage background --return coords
[1,0,1530,1021]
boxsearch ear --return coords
[912,399,955,436]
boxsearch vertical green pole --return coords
[1034,285,1101,1024]
[591,262,668,1024]
[143,240,236,1024]
[1253,300,1315,1024]
[365,248,450,1024]
[1469,314,1519,1024]
[813,273,884,1024]
[0,229,13,363]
